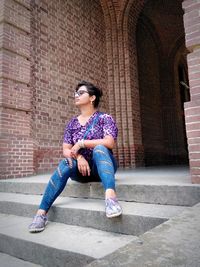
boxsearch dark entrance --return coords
[136,0,189,166]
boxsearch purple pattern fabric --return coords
[63,111,118,160]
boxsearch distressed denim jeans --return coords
[39,145,117,212]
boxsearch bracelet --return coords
[78,139,85,148]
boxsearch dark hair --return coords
[75,81,103,108]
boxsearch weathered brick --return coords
[191,175,200,183]
[4,0,31,33]
[0,0,199,183]
[1,23,31,58]
[188,137,200,144]
[0,78,32,110]
[0,49,30,84]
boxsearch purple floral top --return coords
[63,111,118,161]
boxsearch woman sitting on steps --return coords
[29,80,122,233]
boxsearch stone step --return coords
[0,252,42,267]
[0,213,137,267]
[0,174,200,206]
[86,203,200,267]
[0,192,188,236]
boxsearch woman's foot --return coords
[28,214,48,233]
[105,198,122,218]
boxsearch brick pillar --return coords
[100,0,145,168]
[183,0,200,183]
[0,0,33,178]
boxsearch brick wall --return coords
[126,0,145,167]
[183,0,200,183]
[98,0,145,168]
[1,0,198,182]
[0,0,33,179]
[0,0,108,178]
[31,0,107,173]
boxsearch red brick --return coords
[4,0,31,33]
[183,0,200,10]
[188,144,200,152]
[190,160,200,167]
[191,175,200,183]
[187,130,200,138]
[188,137,200,144]
[186,122,200,131]
[1,23,31,58]
[188,152,200,159]
[185,106,200,116]
[0,78,32,110]
[0,0,199,183]
[191,168,200,175]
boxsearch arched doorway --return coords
[136,0,189,166]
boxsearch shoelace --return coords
[32,215,45,224]
[106,198,117,208]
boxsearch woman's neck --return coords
[79,106,97,118]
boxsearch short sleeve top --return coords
[63,111,118,161]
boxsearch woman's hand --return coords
[63,148,73,158]
[71,142,81,158]
[77,156,90,176]
[63,148,73,168]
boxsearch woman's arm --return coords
[63,143,73,158]
[70,135,115,158]
[83,135,115,150]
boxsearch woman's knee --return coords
[93,145,108,155]
[92,145,117,172]
[57,158,77,177]
[93,145,111,162]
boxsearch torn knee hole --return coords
[99,160,112,167]
[94,149,106,155]
[102,170,112,175]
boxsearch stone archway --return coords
[135,0,189,166]
[99,0,146,167]
[170,39,190,165]
[136,15,165,165]
[100,0,189,168]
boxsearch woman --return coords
[29,81,122,233]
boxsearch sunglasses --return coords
[74,90,89,97]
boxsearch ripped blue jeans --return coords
[39,145,117,212]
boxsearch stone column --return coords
[183,0,200,183]
[0,0,33,178]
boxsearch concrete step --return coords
[0,192,188,236]
[86,203,200,267]
[0,213,137,267]
[0,252,42,267]
[0,174,200,206]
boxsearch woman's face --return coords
[74,85,95,107]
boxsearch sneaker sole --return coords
[106,210,122,218]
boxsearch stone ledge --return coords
[87,202,200,267]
